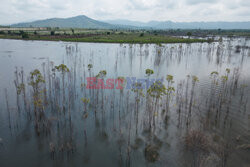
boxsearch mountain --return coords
[105,20,250,29]
[104,19,148,27]
[104,19,162,28]
[153,21,250,29]
[11,15,125,29]
[11,15,250,29]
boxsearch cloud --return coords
[0,0,249,25]
[186,0,218,5]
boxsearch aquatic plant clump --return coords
[147,81,167,98]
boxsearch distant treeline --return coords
[146,29,250,37]
[1,27,250,37]
[0,25,10,28]
[0,27,249,43]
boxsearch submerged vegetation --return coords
[7,61,249,166]
[0,38,250,167]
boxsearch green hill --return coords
[11,15,250,30]
[11,15,122,29]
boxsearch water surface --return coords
[0,38,249,167]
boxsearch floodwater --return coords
[0,38,249,167]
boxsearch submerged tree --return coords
[187,75,199,127]
[131,82,145,134]
[166,75,175,112]
[81,97,90,147]
[53,64,70,112]
[95,70,107,117]
[147,80,167,130]
[81,97,90,117]
[28,69,46,135]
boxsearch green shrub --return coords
[50,31,55,36]
[22,33,29,39]
[187,32,192,36]
[19,30,24,35]
[19,30,29,38]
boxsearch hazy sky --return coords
[0,0,250,25]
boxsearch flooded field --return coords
[0,38,249,167]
